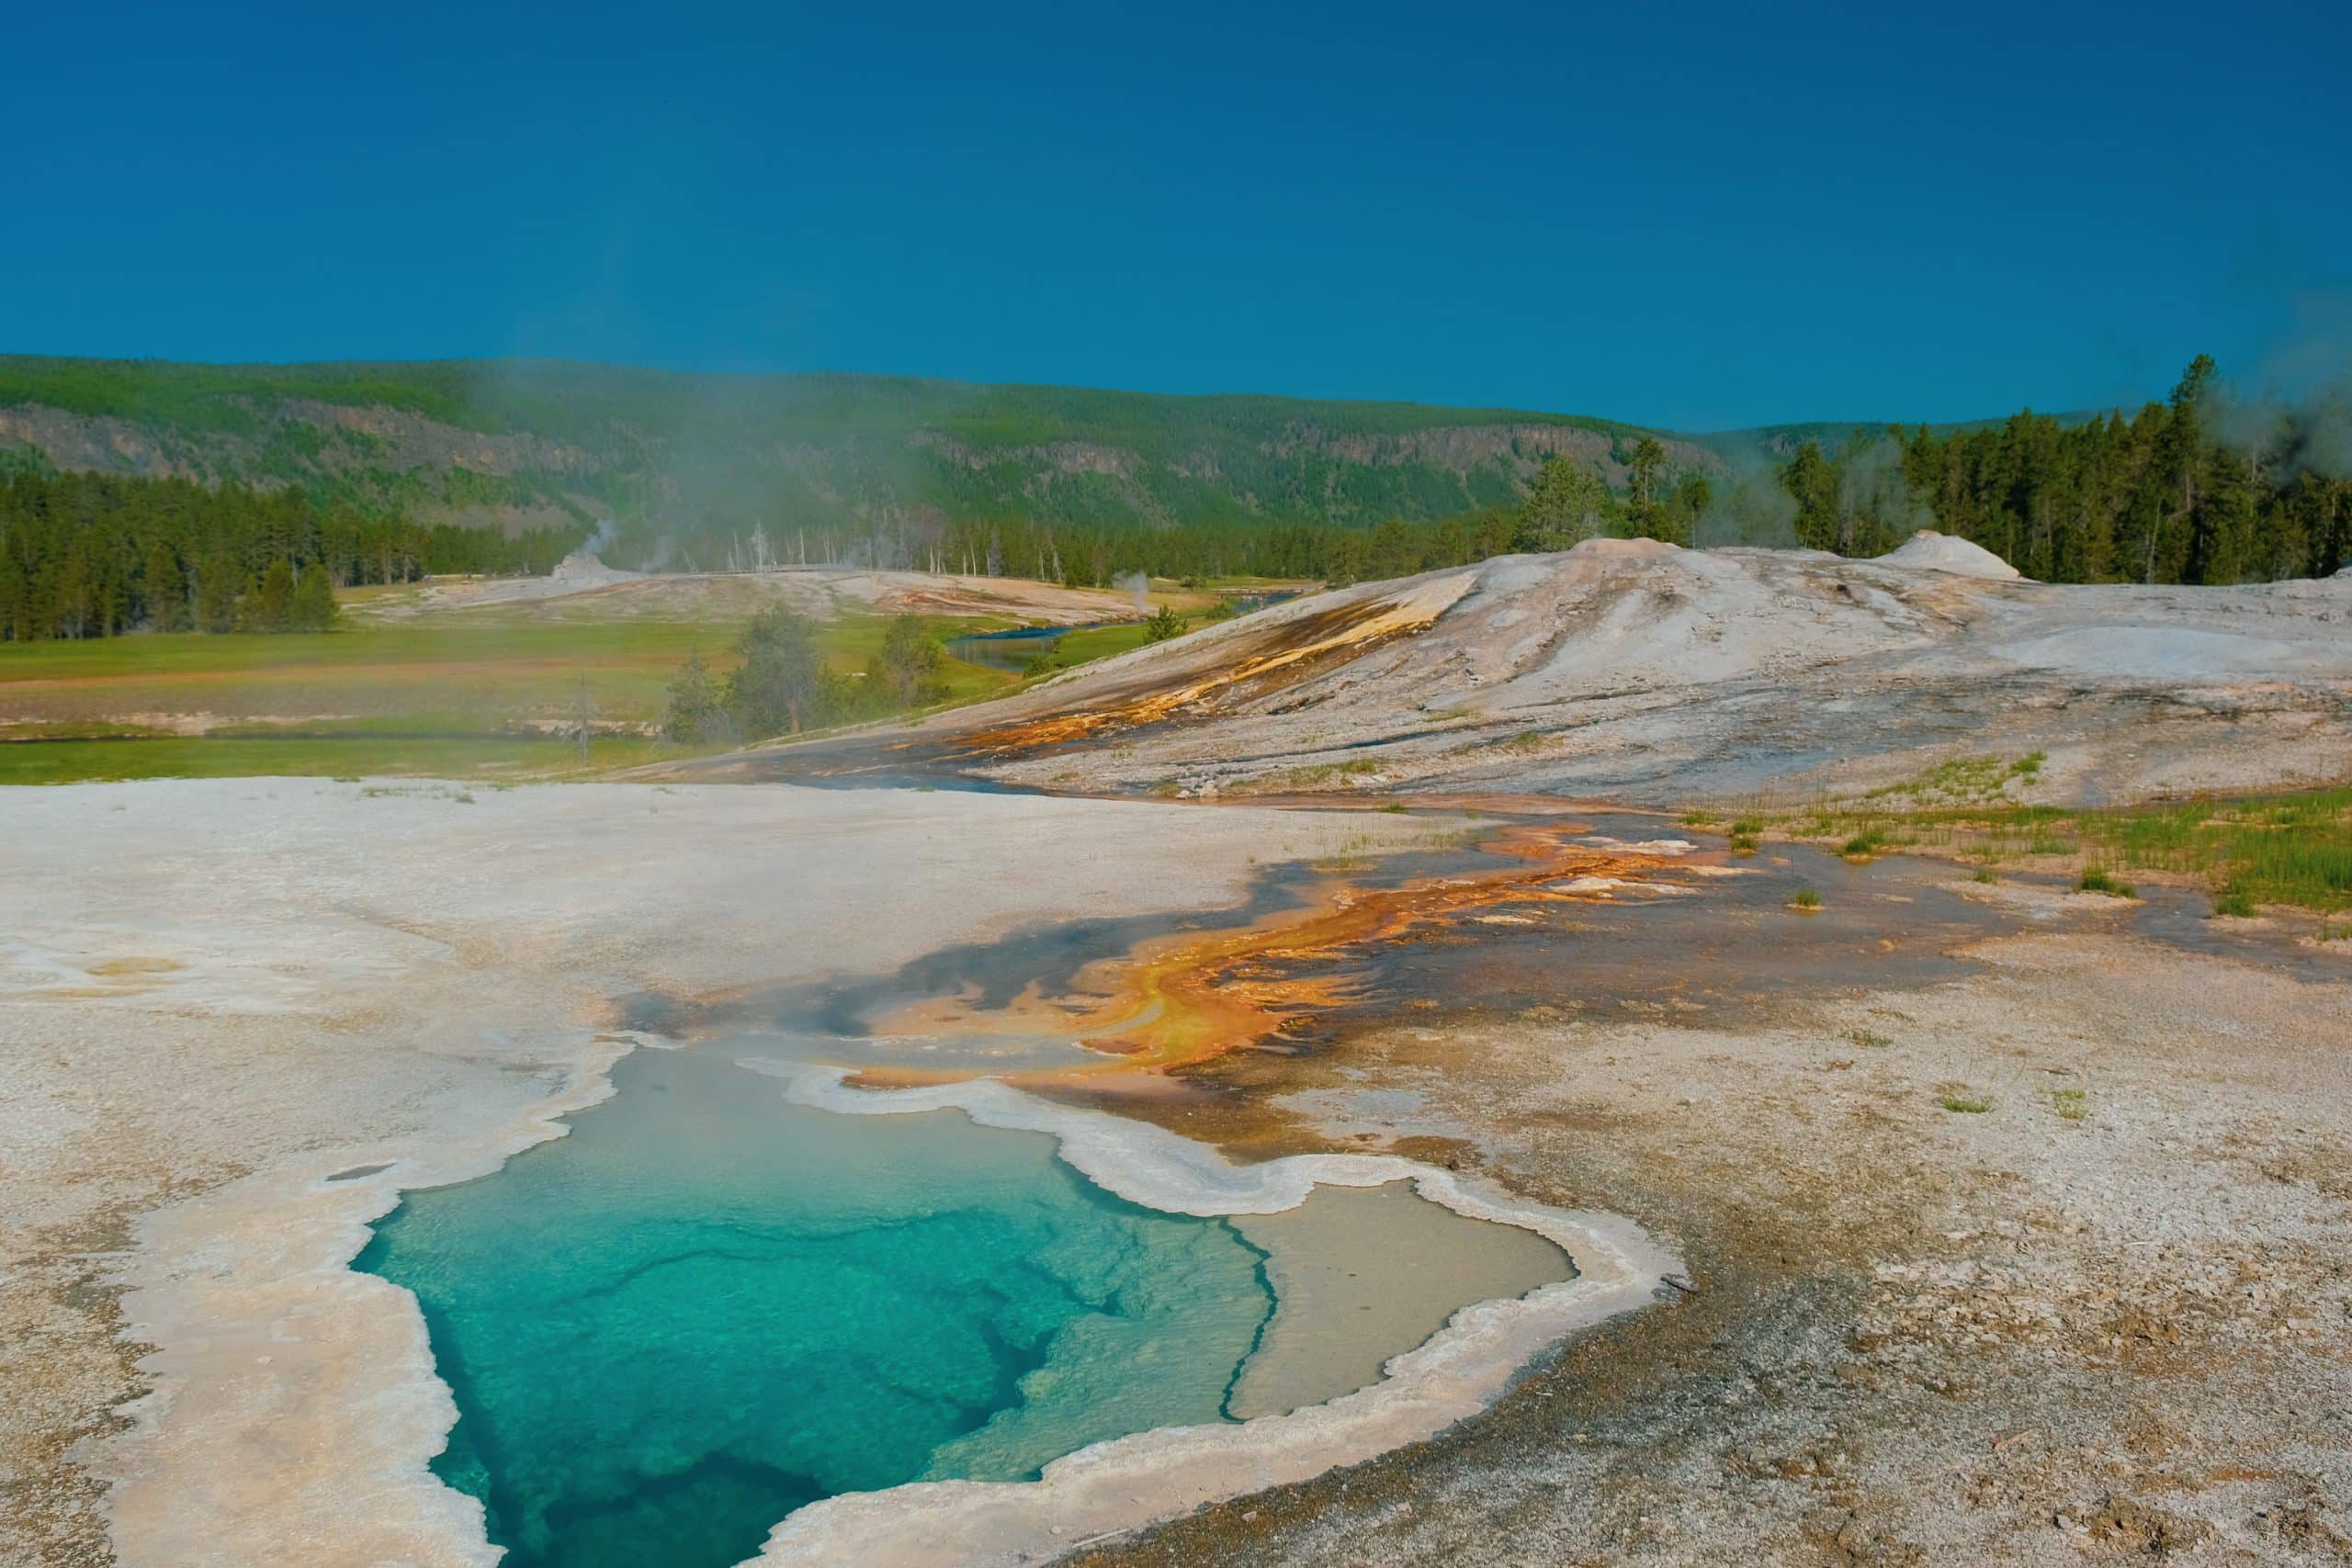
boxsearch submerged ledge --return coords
[740,1060,1681,1567]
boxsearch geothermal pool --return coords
[359,1042,1571,1568]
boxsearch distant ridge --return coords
[0,355,1733,537]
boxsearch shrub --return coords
[1790,886,1821,909]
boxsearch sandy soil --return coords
[0,780,1439,1568]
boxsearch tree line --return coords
[0,471,583,640]
[779,435,1717,589]
[9,355,2342,648]
[1776,356,2351,582]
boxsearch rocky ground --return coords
[1080,877,2352,1565]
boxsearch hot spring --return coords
[357,1042,1572,1568]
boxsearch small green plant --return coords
[2076,865,2138,898]
[1379,802,1409,814]
[1845,1028,1892,1048]
[2209,887,2256,919]
[1790,886,1822,910]
[1731,814,1765,836]
[1973,868,1999,884]
[1841,826,1889,859]
[1680,808,1717,827]
[2011,750,2045,780]
[1938,1091,1994,1113]
[2048,1087,2087,1121]
[1143,604,1189,642]
[1729,833,1758,855]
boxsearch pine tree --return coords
[1515,457,1610,550]
[288,562,339,632]
[195,553,243,634]
[1625,436,1668,537]
[1781,442,1841,552]
[141,545,188,631]
[242,559,295,632]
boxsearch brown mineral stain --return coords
[852,821,1690,1090]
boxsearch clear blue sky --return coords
[7,0,2346,430]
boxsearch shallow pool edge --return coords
[740,1061,1682,1568]
[76,1025,670,1568]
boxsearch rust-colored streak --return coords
[852,822,1689,1091]
[960,592,1449,754]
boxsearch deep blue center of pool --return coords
[356,1047,1276,1568]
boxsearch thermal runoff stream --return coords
[358,1041,1570,1568]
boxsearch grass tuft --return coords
[1938,1091,1994,1114]
[2209,887,2256,919]
[1790,886,1822,910]
[1841,826,1890,859]
[2075,865,2139,898]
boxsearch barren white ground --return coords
[0,779,1473,1568]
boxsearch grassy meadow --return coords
[0,601,1025,784]
[0,575,1312,784]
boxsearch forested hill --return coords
[0,356,1722,566]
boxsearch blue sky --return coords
[7,0,2346,429]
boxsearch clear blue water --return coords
[944,624,1072,673]
[356,1047,1278,1568]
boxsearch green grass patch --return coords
[2048,1087,2088,1122]
[0,603,1047,784]
[1938,1091,1994,1114]
[1790,886,1821,910]
[1721,784,2352,917]
[2075,865,2139,898]
[1840,825,1891,859]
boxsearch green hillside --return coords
[0,356,1722,566]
